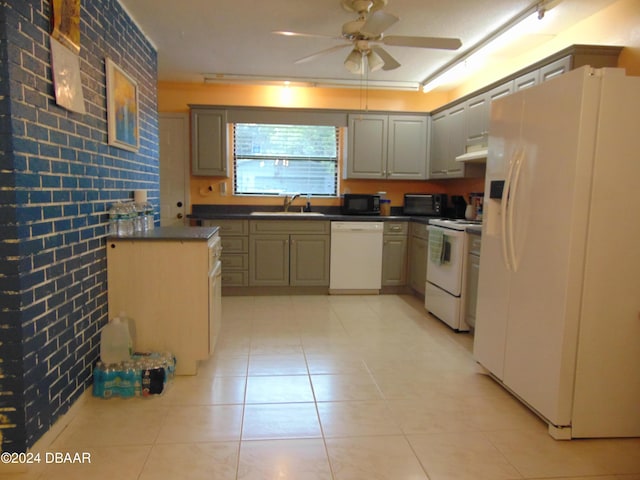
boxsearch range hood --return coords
[455,145,488,163]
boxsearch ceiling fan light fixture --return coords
[367,49,384,72]
[344,49,364,74]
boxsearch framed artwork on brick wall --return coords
[51,0,81,54]
[106,58,139,152]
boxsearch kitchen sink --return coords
[250,211,325,216]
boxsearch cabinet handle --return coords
[177,213,183,219]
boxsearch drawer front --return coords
[222,270,248,286]
[410,222,429,240]
[205,219,249,236]
[208,235,222,272]
[221,253,248,270]
[221,236,248,253]
[384,221,408,235]
[250,220,330,235]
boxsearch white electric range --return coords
[425,218,482,331]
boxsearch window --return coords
[233,123,338,196]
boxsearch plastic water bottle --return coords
[100,317,132,364]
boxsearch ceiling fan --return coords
[274,0,462,74]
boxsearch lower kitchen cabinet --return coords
[382,221,408,286]
[464,233,481,329]
[249,220,330,287]
[249,234,289,285]
[106,231,221,375]
[202,219,249,286]
[408,222,429,295]
[290,235,331,286]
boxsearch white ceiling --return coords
[119,0,619,90]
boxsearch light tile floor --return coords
[11,294,640,479]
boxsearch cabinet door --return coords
[540,56,571,83]
[290,235,330,286]
[346,114,388,179]
[382,236,408,286]
[249,234,289,286]
[465,93,489,146]
[387,115,427,179]
[514,70,539,91]
[428,111,449,178]
[191,108,228,177]
[445,104,466,177]
[465,253,480,328]
[409,235,428,294]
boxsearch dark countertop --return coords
[189,205,433,225]
[108,226,219,241]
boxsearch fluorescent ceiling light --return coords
[202,73,420,91]
[422,0,561,92]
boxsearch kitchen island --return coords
[106,226,221,375]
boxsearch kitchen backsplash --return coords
[190,176,485,210]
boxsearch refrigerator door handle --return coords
[501,147,519,271]
[508,149,526,271]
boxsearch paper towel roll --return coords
[134,190,147,203]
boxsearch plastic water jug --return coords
[119,311,136,352]
[100,317,132,364]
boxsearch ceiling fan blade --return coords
[371,46,400,71]
[360,11,399,37]
[294,44,351,64]
[272,30,340,40]
[382,35,462,50]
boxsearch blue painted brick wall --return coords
[0,0,158,452]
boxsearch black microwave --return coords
[403,193,447,216]
[341,194,381,215]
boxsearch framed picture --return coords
[106,58,139,152]
[51,0,81,54]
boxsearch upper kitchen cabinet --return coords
[191,108,228,177]
[428,45,621,179]
[514,56,571,91]
[465,82,514,147]
[346,113,428,180]
[428,104,470,179]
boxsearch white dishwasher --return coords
[330,221,384,294]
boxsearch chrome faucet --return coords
[283,194,300,212]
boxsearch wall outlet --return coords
[219,182,227,196]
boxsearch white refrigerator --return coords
[473,66,640,439]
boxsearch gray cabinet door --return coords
[465,93,489,146]
[191,108,228,177]
[540,55,571,82]
[347,114,388,178]
[387,115,427,179]
[465,252,480,328]
[249,234,289,286]
[428,111,449,178]
[445,104,466,178]
[290,235,330,286]
[382,236,408,286]
[409,235,428,294]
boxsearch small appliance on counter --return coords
[341,193,380,215]
[449,195,468,219]
[402,193,447,217]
